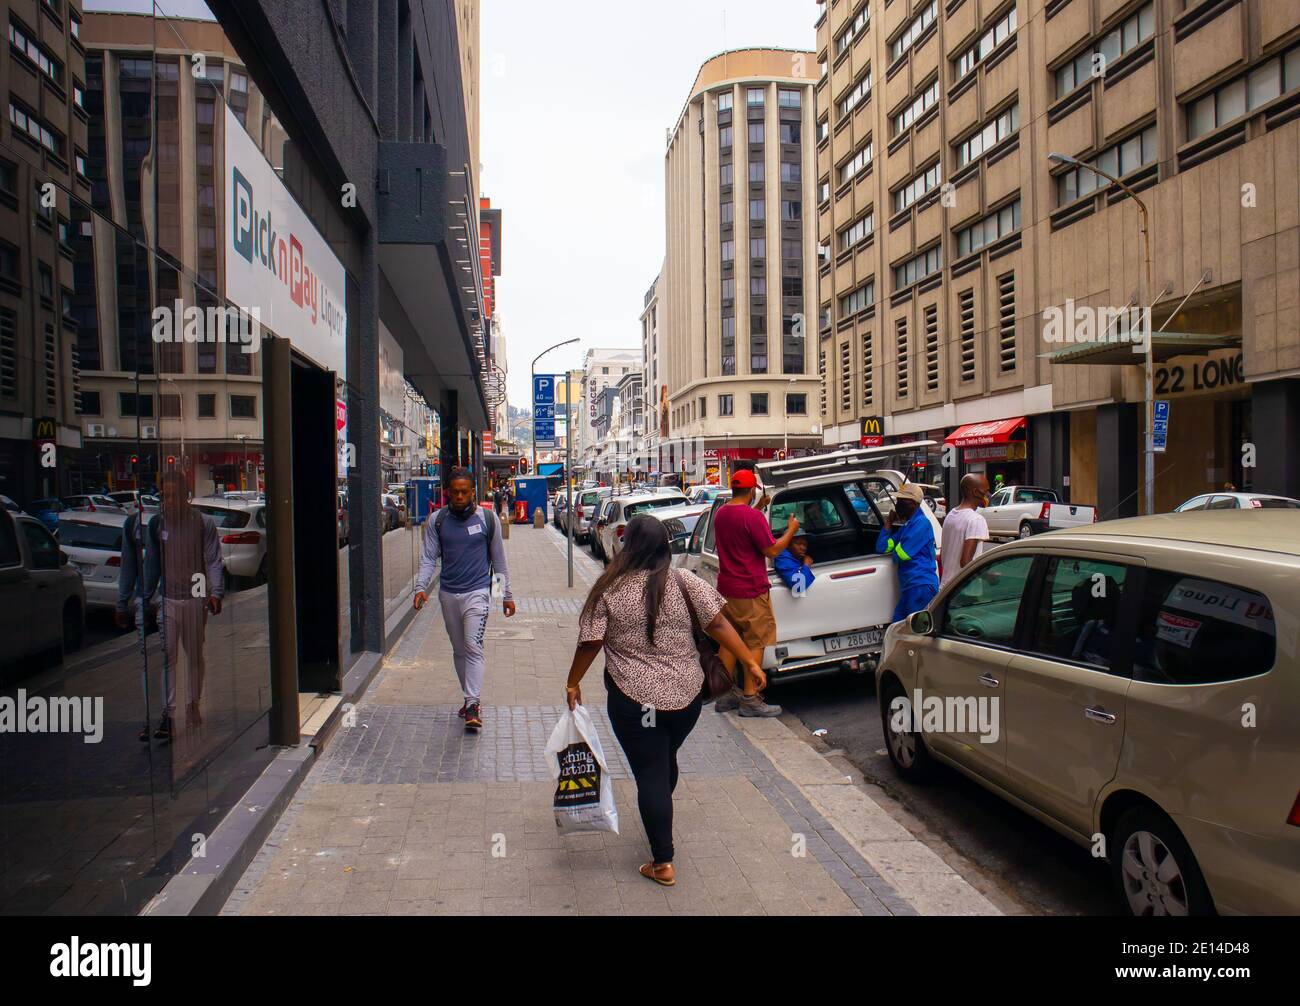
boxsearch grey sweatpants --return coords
[439,588,491,702]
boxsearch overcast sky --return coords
[90,1,817,408]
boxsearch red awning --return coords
[945,417,1027,449]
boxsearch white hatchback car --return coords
[54,511,129,611]
[192,496,267,584]
[1174,491,1300,512]
[595,490,689,562]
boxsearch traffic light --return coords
[130,454,139,468]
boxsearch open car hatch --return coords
[755,441,938,491]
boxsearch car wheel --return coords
[1111,806,1214,917]
[879,674,936,782]
[62,600,84,654]
[1018,522,1034,539]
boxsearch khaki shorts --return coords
[723,593,777,653]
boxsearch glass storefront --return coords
[0,3,359,915]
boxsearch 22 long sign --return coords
[1153,350,1243,398]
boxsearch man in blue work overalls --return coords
[875,482,939,624]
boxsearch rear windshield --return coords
[57,521,123,551]
[580,492,601,506]
[1251,498,1300,509]
[195,506,250,529]
[1013,489,1056,503]
[626,497,687,517]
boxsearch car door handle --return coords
[977,673,999,688]
[1084,706,1117,725]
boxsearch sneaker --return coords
[137,723,151,743]
[713,688,742,713]
[457,701,468,720]
[738,694,782,718]
[464,701,482,732]
[153,715,173,742]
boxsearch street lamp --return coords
[1049,151,1156,516]
[531,339,579,481]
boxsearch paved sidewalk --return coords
[221,523,996,916]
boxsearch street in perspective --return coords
[0,0,1296,986]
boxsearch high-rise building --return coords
[662,48,822,476]
[815,0,1300,513]
[577,346,639,471]
[641,268,664,458]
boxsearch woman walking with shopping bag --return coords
[566,514,766,886]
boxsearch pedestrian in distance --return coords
[413,467,516,732]
[939,474,991,589]
[877,482,940,623]
[565,514,765,886]
[712,468,799,717]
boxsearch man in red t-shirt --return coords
[712,469,799,716]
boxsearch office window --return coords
[721,317,736,375]
[891,79,939,136]
[786,393,807,416]
[717,90,733,112]
[719,125,733,148]
[721,200,734,224]
[780,161,801,183]
[779,89,802,109]
[750,393,769,416]
[721,239,736,262]
[838,140,873,186]
[719,393,734,417]
[720,162,733,186]
[955,103,1019,167]
[893,162,942,214]
[119,392,154,418]
[1056,125,1157,203]
[748,87,765,106]
[0,241,18,281]
[954,6,1017,80]
[197,393,216,418]
[751,276,767,296]
[1188,46,1300,140]
[8,101,64,157]
[722,277,736,301]
[839,213,874,252]
[780,122,801,145]
[893,245,942,290]
[750,198,766,221]
[890,0,937,63]
[1056,2,1154,97]
[782,200,801,221]
[77,390,100,416]
[818,180,830,204]
[838,71,872,118]
[896,318,910,398]
[955,198,1021,257]
[749,160,764,183]
[38,264,53,299]
[836,4,870,55]
[9,19,63,87]
[748,122,765,145]
[839,280,874,318]
[750,236,766,259]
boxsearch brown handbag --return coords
[674,571,736,702]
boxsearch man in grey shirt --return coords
[413,467,514,731]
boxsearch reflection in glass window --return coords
[941,555,1035,644]
[1029,557,1129,669]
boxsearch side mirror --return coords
[909,609,934,635]
[59,550,70,566]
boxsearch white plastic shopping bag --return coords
[544,704,620,835]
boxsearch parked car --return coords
[62,494,126,514]
[876,509,1300,916]
[569,486,627,543]
[594,490,689,563]
[981,485,1097,540]
[0,507,85,668]
[687,484,729,505]
[1174,491,1300,512]
[646,502,716,563]
[381,493,403,532]
[680,444,942,682]
[552,492,569,529]
[106,490,149,515]
[192,496,267,584]
[916,483,948,521]
[55,511,128,611]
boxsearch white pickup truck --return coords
[982,485,1097,540]
[680,444,942,683]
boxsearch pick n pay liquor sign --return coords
[224,105,347,376]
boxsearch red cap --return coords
[730,469,758,490]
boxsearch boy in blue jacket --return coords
[773,533,815,597]
[875,483,939,623]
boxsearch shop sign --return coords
[861,416,884,448]
[1153,349,1244,399]
[964,442,1027,463]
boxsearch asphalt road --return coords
[775,669,1120,916]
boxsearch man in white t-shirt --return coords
[940,474,991,588]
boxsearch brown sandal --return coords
[639,862,676,887]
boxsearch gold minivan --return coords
[876,511,1300,916]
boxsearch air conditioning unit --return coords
[141,425,157,439]
[85,423,106,437]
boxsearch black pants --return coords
[605,672,702,865]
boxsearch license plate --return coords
[823,629,882,653]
